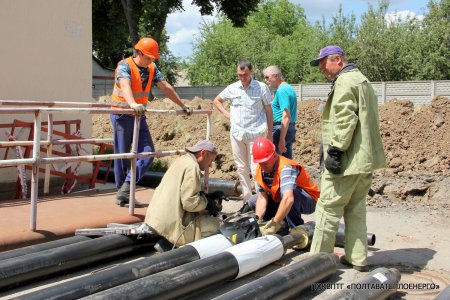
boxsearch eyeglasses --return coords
[264,74,276,80]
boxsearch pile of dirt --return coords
[94,95,449,210]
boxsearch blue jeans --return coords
[110,114,155,188]
[248,188,316,228]
[272,123,296,159]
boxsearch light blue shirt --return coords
[272,82,297,123]
[219,79,272,141]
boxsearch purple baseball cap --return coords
[310,45,345,66]
[186,140,217,154]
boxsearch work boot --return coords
[115,182,148,208]
[339,255,369,272]
[154,237,174,253]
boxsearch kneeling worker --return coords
[144,140,221,251]
[248,137,319,235]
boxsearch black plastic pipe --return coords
[0,234,153,290]
[298,221,376,248]
[335,223,376,247]
[0,236,91,261]
[213,253,339,300]
[327,267,401,300]
[19,245,200,300]
[85,234,306,300]
[97,167,242,196]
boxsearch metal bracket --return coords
[75,222,159,238]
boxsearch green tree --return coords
[418,0,450,80]
[188,0,322,85]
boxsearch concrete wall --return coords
[0,0,92,185]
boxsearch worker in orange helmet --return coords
[110,37,193,207]
[246,137,319,236]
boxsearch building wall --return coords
[0,0,92,184]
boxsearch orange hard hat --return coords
[252,137,275,163]
[134,37,160,59]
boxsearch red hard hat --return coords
[252,137,275,163]
[134,37,160,59]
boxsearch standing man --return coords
[263,65,298,159]
[144,140,220,251]
[214,60,273,203]
[111,37,192,207]
[247,137,319,235]
[309,45,386,271]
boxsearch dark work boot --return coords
[154,237,174,253]
[115,182,131,206]
[115,182,148,208]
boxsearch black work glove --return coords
[205,196,220,217]
[325,146,343,174]
[206,190,227,202]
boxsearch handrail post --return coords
[44,114,53,195]
[128,115,141,215]
[30,111,42,231]
[206,114,211,140]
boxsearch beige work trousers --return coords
[310,172,373,267]
[230,133,259,202]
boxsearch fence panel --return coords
[93,80,450,105]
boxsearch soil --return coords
[94,95,450,211]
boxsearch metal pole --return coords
[128,115,140,215]
[206,113,211,140]
[44,114,53,195]
[30,111,41,231]
[213,253,338,300]
[327,267,401,300]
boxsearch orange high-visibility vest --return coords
[111,57,155,109]
[255,156,320,202]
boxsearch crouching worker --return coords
[144,140,221,252]
[247,137,319,235]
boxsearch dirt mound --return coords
[93,95,449,209]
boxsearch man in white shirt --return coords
[214,60,273,203]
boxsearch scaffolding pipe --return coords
[0,235,153,290]
[0,138,113,147]
[213,253,339,300]
[0,149,186,167]
[85,232,309,300]
[327,267,401,300]
[20,234,235,300]
[30,111,41,230]
[44,114,53,195]
[128,115,141,214]
[0,107,212,116]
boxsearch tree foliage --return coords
[187,0,449,85]
[93,0,260,85]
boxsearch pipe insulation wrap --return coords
[225,235,284,279]
[186,234,233,259]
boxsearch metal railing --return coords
[0,100,212,230]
